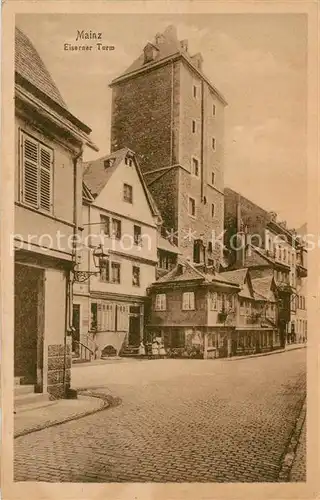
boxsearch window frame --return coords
[132,265,140,287]
[111,261,121,284]
[155,293,166,311]
[123,183,133,203]
[133,224,142,246]
[191,157,200,177]
[111,218,122,240]
[182,291,195,311]
[20,130,54,214]
[188,196,196,218]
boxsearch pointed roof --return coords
[83,148,161,218]
[219,268,248,286]
[15,27,67,109]
[251,276,277,302]
[110,25,227,105]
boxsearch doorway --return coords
[72,304,81,355]
[14,263,45,390]
[128,309,141,346]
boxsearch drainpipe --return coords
[200,80,204,202]
[63,144,83,397]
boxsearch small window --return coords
[189,197,196,217]
[133,225,142,246]
[191,157,199,177]
[212,137,216,150]
[193,85,197,98]
[132,265,140,287]
[112,219,121,239]
[211,203,215,218]
[210,291,218,311]
[123,183,133,203]
[111,262,121,284]
[182,292,195,310]
[155,293,166,311]
[211,171,215,186]
[212,103,216,116]
[100,215,110,236]
[124,156,133,166]
[208,241,213,253]
[192,120,196,133]
[90,303,98,331]
[100,258,110,282]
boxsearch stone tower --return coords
[110,25,227,267]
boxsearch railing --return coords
[73,340,94,361]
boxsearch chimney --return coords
[180,39,188,52]
[155,33,165,45]
[269,211,277,223]
[191,53,203,70]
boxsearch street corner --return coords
[14,392,111,439]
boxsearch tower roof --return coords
[110,25,227,105]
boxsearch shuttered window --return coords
[20,131,53,212]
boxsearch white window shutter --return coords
[22,134,39,207]
[39,145,53,211]
[182,293,188,309]
[190,292,195,310]
[162,294,166,310]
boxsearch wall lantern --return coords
[73,244,109,283]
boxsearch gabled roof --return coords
[83,148,161,218]
[219,268,248,286]
[251,276,277,302]
[15,27,67,109]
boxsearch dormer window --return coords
[104,158,114,169]
[125,156,133,167]
[143,43,159,64]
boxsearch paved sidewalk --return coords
[227,343,306,361]
[14,393,109,438]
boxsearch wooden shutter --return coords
[22,133,39,207]
[39,145,53,211]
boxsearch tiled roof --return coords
[83,148,161,217]
[119,26,181,78]
[219,268,248,286]
[15,27,67,109]
[252,276,276,302]
[157,234,181,254]
[156,260,204,284]
[84,149,126,197]
[156,260,240,287]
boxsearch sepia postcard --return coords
[1,1,319,499]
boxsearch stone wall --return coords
[47,343,71,399]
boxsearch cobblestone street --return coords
[14,349,306,483]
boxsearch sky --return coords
[16,13,307,229]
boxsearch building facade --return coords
[14,27,96,398]
[73,149,163,358]
[146,260,280,358]
[224,187,307,345]
[110,25,226,267]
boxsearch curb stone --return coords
[226,345,306,362]
[14,391,121,439]
[278,398,306,482]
